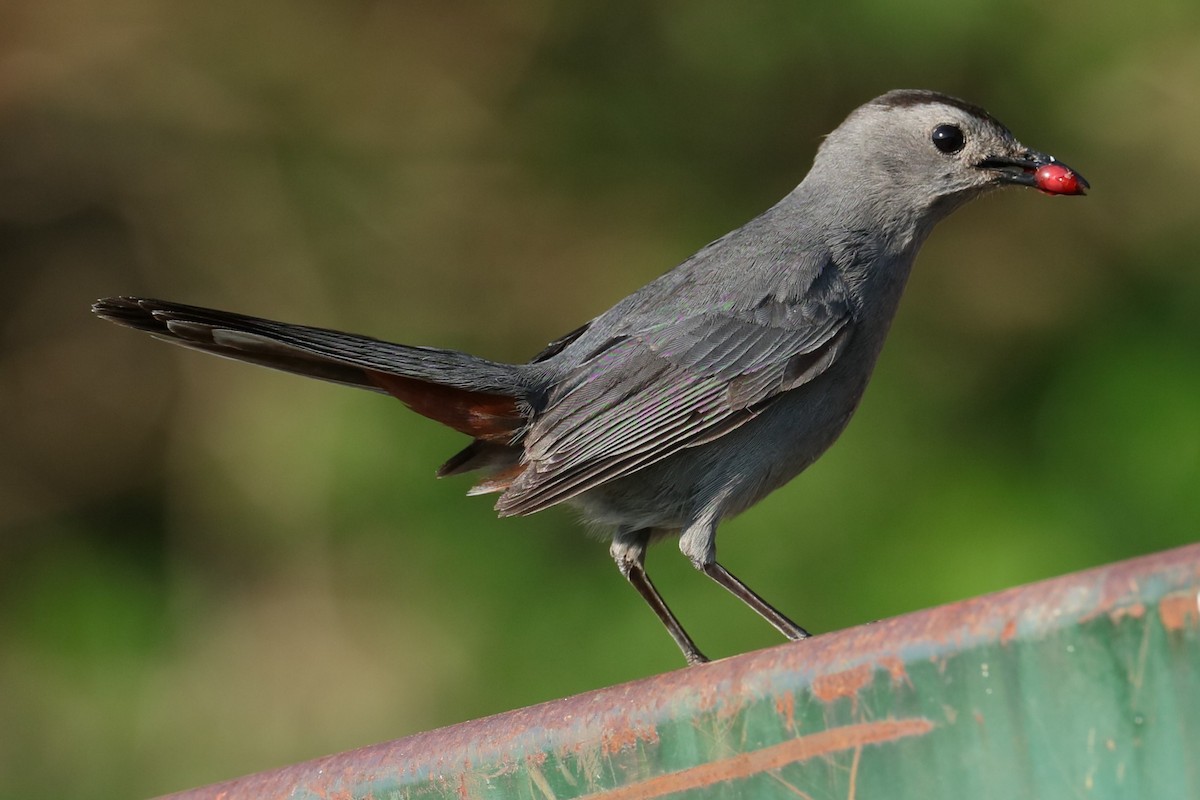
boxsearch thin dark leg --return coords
[612,530,709,665]
[701,562,810,640]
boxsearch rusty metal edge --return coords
[156,542,1200,799]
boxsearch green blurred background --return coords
[1,0,1197,796]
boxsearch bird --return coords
[94,89,1088,665]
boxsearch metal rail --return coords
[160,543,1200,799]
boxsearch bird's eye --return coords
[931,124,965,154]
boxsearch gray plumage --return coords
[94,89,1087,664]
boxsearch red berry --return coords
[1035,163,1081,195]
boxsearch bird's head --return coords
[811,90,1087,228]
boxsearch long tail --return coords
[92,297,534,445]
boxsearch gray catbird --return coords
[94,90,1087,664]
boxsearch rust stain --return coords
[584,718,933,800]
[601,723,658,755]
[774,691,797,733]
[305,766,344,800]
[1000,619,1017,645]
[811,663,872,709]
[1159,592,1200,632]
[876,656,909,688]
[1109,602,1146,625]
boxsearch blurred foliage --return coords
[0,0,1197,796]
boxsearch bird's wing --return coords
[495,276,854,516]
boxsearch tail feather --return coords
[93,296,533,441]
[366,371,525,441]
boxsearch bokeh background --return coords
[1,1,1197,796]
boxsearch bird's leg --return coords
[679,519,811,641]
[611,528,709,665]
[701,562,810,640]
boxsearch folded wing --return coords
[495,274,854,515]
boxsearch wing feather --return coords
[496,275,854,516]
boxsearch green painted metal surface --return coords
[163,544,1200,799]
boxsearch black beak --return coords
[976,150,1089,195]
